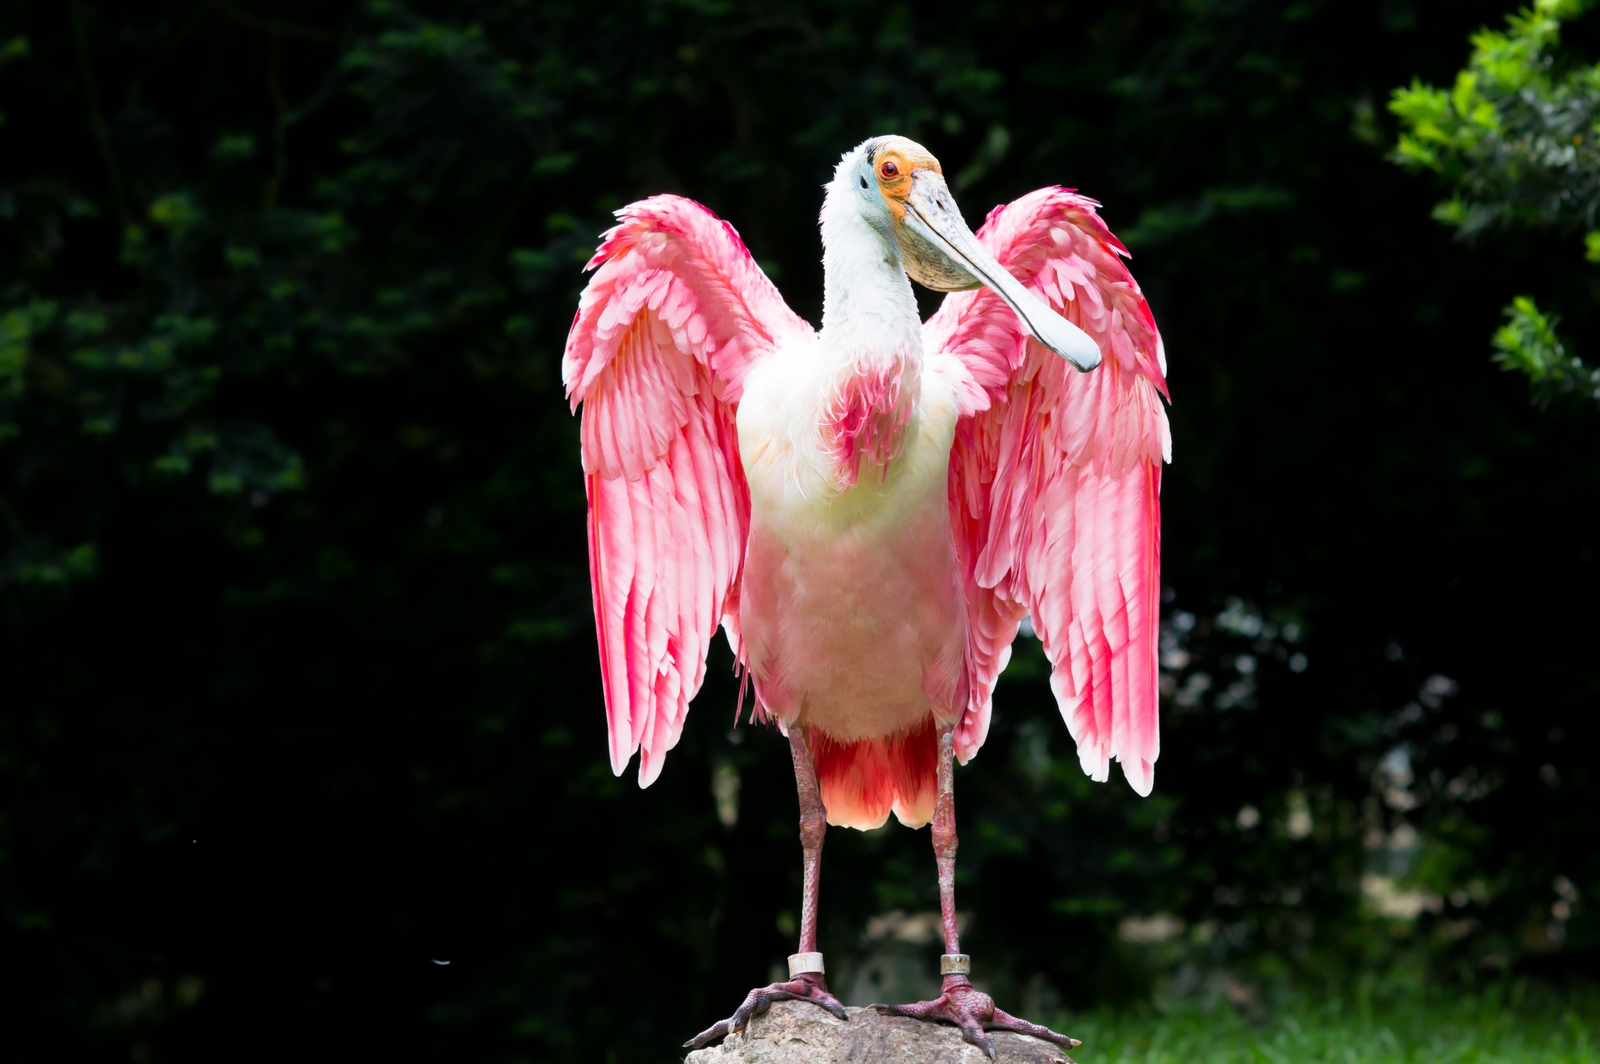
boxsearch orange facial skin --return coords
[870,139,943,222]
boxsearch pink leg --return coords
[933,721,963,956]
[793,726,826,956]
[872,726,1081,1060]
[684,728,847,1048]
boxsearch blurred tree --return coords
[1391,0,1600,405]
[0,2,1595,1063]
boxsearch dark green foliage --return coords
[1492,296,1600,403]
[1390,0,1600,405]
[1391,0,1600,237]
[0,2,1596,1062]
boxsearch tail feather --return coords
[808,718,938,830]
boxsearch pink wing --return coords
[926,187,1171,795]
[564,195,811,786]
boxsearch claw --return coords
[960,1022,997,1059]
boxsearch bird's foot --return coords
[872,975,1081,1061]
[684,971,848,1049]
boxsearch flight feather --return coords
[926,187,1170,794]
[564,195,808,785]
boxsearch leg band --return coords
[940,953,971,975]
[788,952,825,977]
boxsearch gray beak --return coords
[899,170,1101,372]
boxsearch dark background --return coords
[0,1,1595,1061]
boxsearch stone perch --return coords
[684,1000,1076,1063]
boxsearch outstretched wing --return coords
[564,195,811,786]
[926,187,1170,794]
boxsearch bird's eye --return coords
[880,160,898,179]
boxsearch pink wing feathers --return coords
[926,187,1171,795]
[564,195,810,786]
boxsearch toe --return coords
[688,981,849,1048]
[729,991,770,1031]
[684,1017,734,1049]
[987,1006,1083,1052]
[958,1022,997,1060]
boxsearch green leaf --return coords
[1491,296,1600,406]
[1389,0,1600,236]
[148,192,202,233]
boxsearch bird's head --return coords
[838,134,1101,372]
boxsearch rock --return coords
[683,1000,1075,1064]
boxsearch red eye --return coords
[880,160,898,179]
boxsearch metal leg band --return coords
[940,953,971,975]
[788,952,825,977]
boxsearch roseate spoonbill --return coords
[563,135,1168,1057]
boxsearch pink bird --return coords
[564,135,1169,1057]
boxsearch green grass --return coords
[1063,983,1597,1064]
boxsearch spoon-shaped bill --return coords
[901,172,1101,372]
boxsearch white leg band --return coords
[940,953,971,975]
[788,952,825,977]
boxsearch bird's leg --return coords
[792,724,829,959]
[871,725,1081,1061]
[933,721,963,958]
[684,727,848,1049]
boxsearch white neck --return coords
[818,181,923,364]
